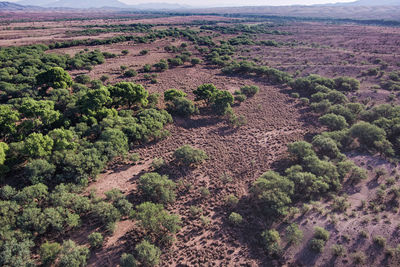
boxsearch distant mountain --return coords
[328,0,400,6]
[44,0,127,8]
[129,2,190,10]
[17,0,54,6]
[0,1,34,10]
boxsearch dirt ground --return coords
[3,12,400,266]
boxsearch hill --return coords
[0,1,34,10]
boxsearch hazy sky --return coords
[120,0,356,6]
[11,0,357,7]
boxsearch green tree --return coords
[40,241,61,266]
[173,145,208,166]
[0,105,19,139]
[193,83,218,103]
[120,253,138,267]
[212,90,234,115]
[24,159,56,184]
[240,85,259,97]
[319,113,348,131]
[0,142,9,165]
[36,67,73,90]
[109,82,148,108]
[48,128,76,151]
[251,171,294,216]
[261,229,281,255]
[138,172,176,204]
[350,122,387,147]
[88,232,103,249]
[23,133,54,158]
[164,89,187,101]
[58,240,89,267]
[135,202,181,243]
[167,97,198,117]
[135,240,161,267]
[285,223,303,246]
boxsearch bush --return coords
[228,212,243,226]
[331,244,346,257]
[261,229,281,254]
[40,242,61,265]
[125,69,137,78]
[167,97,198,117]
[234,94,247,103]
[191,58,202,65]
[153,59,168,72]
[151,157,165,170]
[319,113,348,131]
[24,159,56,184]
[173,145,208,166]
[120,253,138,267]
[290,92,300,98]
[58,240,89,267]
[212,90,234,115]
[143,64,152,72]
[193,83,218,103]
[314,227,330,241]
[309,238,326,253]
[75,74,91,84]
[88,232,103,249]
[138,172,176,204]
[135,240,161,267]
[121,50,129,55]
[240,85,259,97]
[285,223,303,246]
[352,252,367,265]
[164,89,187,101]
[373,235,386,248]
[140,49,149,55]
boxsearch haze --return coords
[8,0,357,7]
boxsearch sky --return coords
[9,0,357,7]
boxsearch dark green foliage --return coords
[134,202,181,244]
[193,84,218,103]
[135,240,161,267]
[120,253,138,267]
[36,67,73,90]
[228,212,243,226]
[138,172,176,204]
[314,227,330,241]
[285,223,303,245]
[173,145,208,166]
[153,59,168,72]
[309,238,326,253]
[40,241,61,265]
[251,171,294,216]
[58,240,89,267]
[166,97,197,117]
[212,90,234,115]
[319,113,348,131]
[164,89,187,102]
[261,229,281,255]
[24,159,56,184]
[88,232,103,248]
[191,57,202,65]
[108,82,148,108]
[240,85,259,97]
[91,201,121,225]
[124,69,137,78]
[75,74,91,84]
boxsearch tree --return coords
[120,253,138,267]
[138,172,176,204]
[95,128,129,160]
[191,58,202,65]
[153,59,168,72]
[135,240,161,267]
[311,135,341,158]
[36,67,73,90]
[164,89,187,101]
[0,142,9,165]
[24,159,56,184]
[108,82,148,108]
[240,85,259,97]
[0,105,19,139]
[350,122,387,147]
[319,113,348,131]
[48,128,76,151]
[167,97,198,117]
[193,83,218,103]
[173,145,208,166]
[261,229,281,255]
[78,87,112,114]
[40,241,61,266]
[135,202,181,243]
[212,90,234,115]
[285,223,303,246]
[18,98,61,127]
[91,201,121,225]
[88,232,103,249]
[23,133,53,158]
[287,141,315,162]
[58,240,89,267]
[250,171,294,216]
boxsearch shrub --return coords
[167,97,198,117]
[314,227,330,241]
[373,235,386,248]
[352,252,367,265]
[193,83,218,103]
[154,59,168,72]
[350,122,388,149]
[285,223,303,245]
[290,92,300,98]
[140,49,149,55]
[120,253,138,267]
[143,64,152,72]
[226,194,239,208]
[261,229,281,254]
[319,113,348,131]
[240,85,259,97]
[331,244,346,257]
[212,90,234,115]
[88,232,103,249]
[121,50,129,55]
[135,240,161,267]
[24,159,56,184]
[309,238,326,253]
[151,158,165,170]
[228,212,243,226]
[138,172,176,204]
[40,242,61,265]
[100,75,109,82]
[75,74,91,84]
[235,94,247,103]
[191,58,202,65]
[173,145,208,166]
[164,89,187,101]
[58,240,89,267]
[125,69,137,78]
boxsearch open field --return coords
[1,10,400,267]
